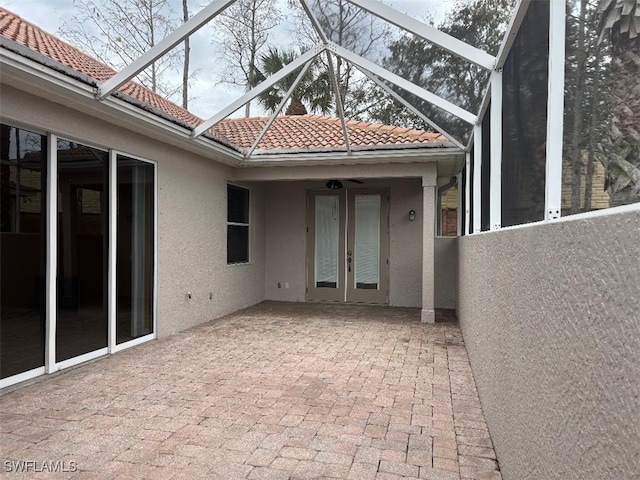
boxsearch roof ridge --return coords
[220,116,270,123]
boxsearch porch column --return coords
[421,176,436,323]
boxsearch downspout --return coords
[437,176,458,236]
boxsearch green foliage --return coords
[363,0,515,136]
[598,137,640,196]
[255,47,333,115]
[596,0,640,204]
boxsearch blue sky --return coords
[1,0,452,119]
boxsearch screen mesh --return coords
[501,0,549,227]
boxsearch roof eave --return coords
[0,38,463,171]
[0,42,244,166]
[238,145,464,168]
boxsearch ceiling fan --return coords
[325,179,364,189]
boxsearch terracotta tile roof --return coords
[0,7,448,154]
[0,7,202,128]
[213,115,446,152]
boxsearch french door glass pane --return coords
[56,139,108,362]
[0,125,46,378]
[315,195,339,288]
[117,156,154,344]
[354,195,380,290]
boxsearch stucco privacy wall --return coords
[434,237,456,309]
[264,178,455,308]
[457,206,640,480]
[0,85,267,337]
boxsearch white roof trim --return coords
[239,146,463,167]
[0,46,243,166]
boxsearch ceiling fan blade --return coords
[346,179,364,184]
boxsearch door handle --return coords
[347,250,352,272]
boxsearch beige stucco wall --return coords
[434,237,457,309]
[1,85,266,337]
[457,206,640,479]
[263,177,455,309]
[264,181,307,302]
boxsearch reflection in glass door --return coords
[0,123,157,387]
[0,126,47,379]
[117,155,154,344]
[56,139,108,362]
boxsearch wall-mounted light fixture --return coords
[409,209,416,221]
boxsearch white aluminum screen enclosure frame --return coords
[299,0,352,153]
[192,45,323,138]
[464,151,471,235]
[94,0,490,149]
[464,0,566,232]
[360,69,465,150]
[473,125,482,234]
[91,0,568,229]
[97,0,237,99]
[545,0,566,221]
[490,71,502,231]
[245,60,315,158]
[348,0,496,71]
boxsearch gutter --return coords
[0,39,244,165]
[0,38,465,169]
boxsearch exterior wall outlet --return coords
[285,282,289,289]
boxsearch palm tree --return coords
[256,47,333,116]
[597,0,640,206]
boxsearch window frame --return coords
[0,121,158,389]
[226,183,251,265]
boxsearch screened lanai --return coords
[1,1,639,478]
[2,0,635,220]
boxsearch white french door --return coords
[306,189,389,304]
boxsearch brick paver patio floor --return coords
[0,302,501,479]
